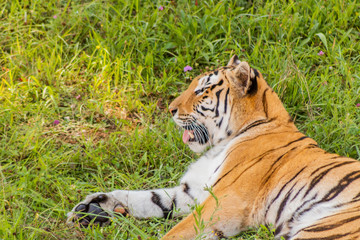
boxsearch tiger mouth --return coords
[182,129,195,143]
[181,124,209,145]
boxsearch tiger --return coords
[67,55,360,239]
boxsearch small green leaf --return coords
[316,33,328,51]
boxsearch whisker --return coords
[190,119,209,145]
[192,124,202,142]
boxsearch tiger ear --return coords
[233,61,252,95]
[227,55,241,67]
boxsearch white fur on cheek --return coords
[188,141,209,153]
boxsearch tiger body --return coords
[68,55,360,239]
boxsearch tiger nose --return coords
[169,107,178,116]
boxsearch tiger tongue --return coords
[182,130,194,144]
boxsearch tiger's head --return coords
[169,55,291,153]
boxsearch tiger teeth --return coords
[189,131,195,139]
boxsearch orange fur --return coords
[165,56,360,239]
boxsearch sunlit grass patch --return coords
[1,0,359,239]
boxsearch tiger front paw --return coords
[67,192,128,227]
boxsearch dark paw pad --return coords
[74,202,109,227]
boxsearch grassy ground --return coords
[1,0,360,239]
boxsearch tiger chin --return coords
[67,55,360,240]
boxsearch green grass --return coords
[1,0,359,239]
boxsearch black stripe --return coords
[275,185,295,223]
[195,89,202,95]
[262,89,269,118]
[270,147,297,169]
[282,234,290,240]
[275,223,283,236]
[201,106,215,112]
[265,166,306,218]
[308,143,319,148]
[213,162,224,174]
[294,232,351,240]
[234,130,301,146]
[232,135,308,163]
[285,136,309,146]
[183,183,194,200]
[317,207,360,219]
[353,191,360,200]
[310,162,338,176]
[290,184,306,201]
[213,168,233,188]
[151,192,173,218]
[210,79,224,90]
[205,75,212,84]
[195,109,205,117]
[216,117,223,127]
[235,118,276,137]
[297,170,360,220]
[224,88,229,114]
[214,135,308,189]
[303,161,355,199]
[304,214,360,232]
[321,170,360,202]
[214,88,223,117]
[262,146,299,185]
[290,194,318,224]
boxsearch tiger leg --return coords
[67,183,198,227]
[163,192,249,239]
